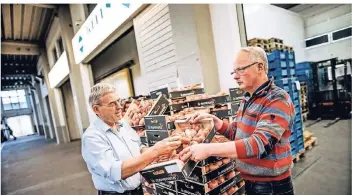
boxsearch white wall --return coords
[243,4,306,62]
[45,17,62,68]
[295,4,352,62]
[209,4,242,91]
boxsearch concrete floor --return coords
[1,119,351,195]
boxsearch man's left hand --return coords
[179,143,211,162]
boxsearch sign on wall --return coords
[72,3,143,64]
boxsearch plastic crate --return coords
[269,60,289,70]
[267,50,288,62]
[296,62,312,71]
[288,60,295,68]
[287,52,295,60]
[290,134,295,142]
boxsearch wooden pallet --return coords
[293,149,305,163]
[249,43,268,50]
[303,130,313,141]
[304,137,317,150]
[248,38,268,45]
[268,37,283,44]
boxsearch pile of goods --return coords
[123,99,154,126]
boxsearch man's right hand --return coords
[186,113,223,130]
[152,136,182,156]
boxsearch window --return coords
[1,90,28,110]
[52,47,58,64]
[305,34,329,48]
[332,26,352,42]
[57,36,64,56]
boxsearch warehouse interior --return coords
[1,3,351,195]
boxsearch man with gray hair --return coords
[181,47,295,195]
[82,83,181,195]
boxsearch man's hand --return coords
[179,143,211,162]
[186,113,223,130]
[152,136,182,156]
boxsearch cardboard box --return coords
[211,109,232,118]
[150,87,169,99]
[148,95,170,116]
[230,103,240,115]
[229,182,246,195]
[187,98,215,108]
[140,136,148,145]
[229,88,245,102]
[170,103,189,112]
[141,119,216,183]
[155,183,178,195]
[146,131,170,146]
[169,88,205,99]
[176,172,243,195]
[155,181,177,191]
[198,156,224,166]
[144,115,175,131]
[187,161,235,184]
[214,95,231,104]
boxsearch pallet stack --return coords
[265,49,305,160]
[248,37,293,52]
[295,62,314,119]
[299,82,309,122]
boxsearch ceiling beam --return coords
[1,41,40,55]
[22,5,34,40]
[1,4,12,39]
[1,65,37,75]
[13,4,23,40]
[32,4,57,9]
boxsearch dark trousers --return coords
[98,185,143,195]
[245,176,294,195]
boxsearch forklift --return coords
[308,58,351,128]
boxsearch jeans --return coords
[245,176,294,195]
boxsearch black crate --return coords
[169,88,205,99]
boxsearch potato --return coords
[139,118,145,126]
[209,163,218,171]
[208,180,218,190]
[218,176,226,184]
[222,158,231,164]
[227,187,235,194]
[226,171,236,179]
[204,165,210,173]
[216,160,223,167]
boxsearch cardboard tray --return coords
[155,183,177,195]
[186,161,235,184]
[187,98,215,108]
[211,109,232,118]
[228,182,246,195]
[150,87,169,99]
[140,124,216,184]
[147,95,170,116]
[213,95,231,104]
[144,115,175,131]
[170,102,189,112]
[169,88,205,99]
[176,172,243,195]
[146,130,170,147]
[229,88,245,102]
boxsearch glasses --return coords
[230,62,259,75]
[97,99,122,108]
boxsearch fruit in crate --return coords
[125,99,154,126]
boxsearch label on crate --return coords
[146,131,169,146]
[176,172,239,195]
[214,95,231,104]
[187,161,234,184]
[150,87,169,99]
[170,103,189,111]
[155,181,177,192]
[188,98,215,107]
[141,161,185,183]
[198,156,224,166]
[169,88,205,99]
[229,88,245,101]
[144,115,174,131]
[147,95,170,116]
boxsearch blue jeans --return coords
[245,176,294,195]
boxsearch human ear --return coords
[92,105,100,115]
